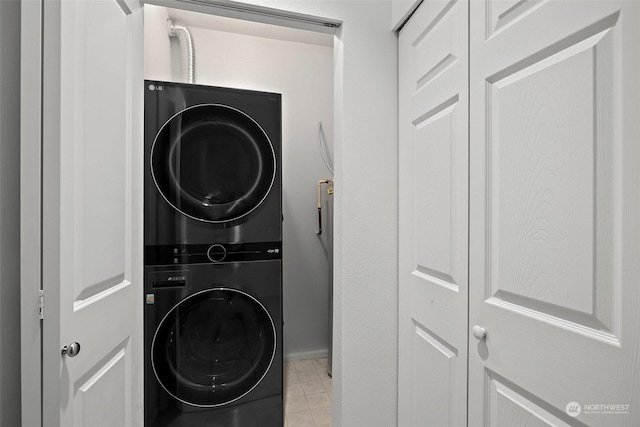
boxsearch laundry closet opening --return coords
[143,0,337,418]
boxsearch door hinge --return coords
[39,290,44,320]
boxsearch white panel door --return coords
[469,0,640,426]
[40,0,143,425]
[398,0,469,425]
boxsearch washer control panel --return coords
[145,241,282,266]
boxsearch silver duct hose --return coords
[168,19,195,83]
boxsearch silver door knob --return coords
[61,342,81,357]
[472,325,487,340]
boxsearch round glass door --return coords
[151,288,276,407]
[151,104,276,223]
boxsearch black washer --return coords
[151,288,276,407]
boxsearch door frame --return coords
[20,0,44,425]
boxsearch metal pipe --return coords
[316,179,333,235]
[168,19,195,84]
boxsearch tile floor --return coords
[284,357,332,427]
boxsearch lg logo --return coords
[566,401,581,417]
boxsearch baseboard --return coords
[284,348,329,362]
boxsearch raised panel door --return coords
[399,1,469,425]
[469,1,640,425]
[40,0,144,425]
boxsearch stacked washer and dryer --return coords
[143,81,283,426]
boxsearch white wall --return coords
[144,5,336,360]
[0,1,22,426]
[144,5,172,81]
[146,1,399,425]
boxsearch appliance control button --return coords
[207,244,227,262]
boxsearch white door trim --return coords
[20,0,43,425]
[147,0,341,33]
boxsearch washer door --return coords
[152,288,276,407]
[151,104,276,223]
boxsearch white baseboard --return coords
[284,348,329,362]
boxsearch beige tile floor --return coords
[284,357,332,427]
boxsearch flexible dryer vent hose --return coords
[168,19,195,84]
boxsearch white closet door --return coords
[40,0,144,425]
[469,1,640,426]
[398,0,469,425]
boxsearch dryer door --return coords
[151,288,276,407]
[151,104,276,223]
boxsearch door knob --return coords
[472,325,487,340]
[61,342,81,357]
